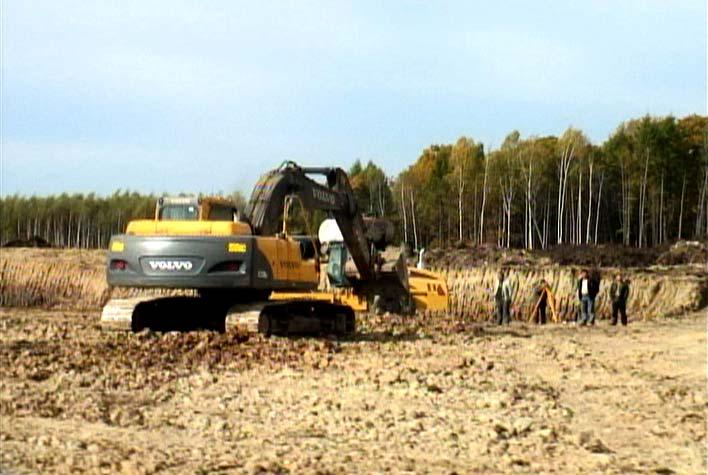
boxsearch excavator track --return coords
[253,300,356,337]
[101,296,230,332]
[101,297,356,336]
[100,297,159,331]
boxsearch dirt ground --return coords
[1,308,706,474]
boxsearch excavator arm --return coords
[244,161,375,281]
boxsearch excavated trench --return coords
[442,265,708,322]
[1,248,706,321]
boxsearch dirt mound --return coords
[425,243,665,269]
[2,248,706,323]
[657,240,708,265]
[2,236,53,248]
[423,244,541,268]
[539,244,663,267]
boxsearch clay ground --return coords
[1,308,706,474]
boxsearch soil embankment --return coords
[2,248,706,322]
[442,266,707,322]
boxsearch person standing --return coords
[609,273,630,325]
[588,270,601,325]
[416,247,426,270]
[577,269,600,325]
[534,279,549,325]
[495,270,512,325]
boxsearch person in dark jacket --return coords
[577,269,600,325]
[609,273,630,325]
[495,270,513,325]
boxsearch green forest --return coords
[2,113,706,250]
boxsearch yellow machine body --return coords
[126,220,253,237]
[407,267,449,312]
[269,288,368,312]
[270,267,449,313]
[254,237,319,284]
[124,196,320,286]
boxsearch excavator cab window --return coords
[282,196,311,236]
[326,242,349,287]
[294,237,317,260]
[159,204,199,221]
[208,204,237,221]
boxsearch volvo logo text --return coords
[312,188,336,205]
[148,260,194,271]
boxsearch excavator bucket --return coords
[407,267,449,312]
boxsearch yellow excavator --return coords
[101,161,447,335]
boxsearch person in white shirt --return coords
[577,269,600,325]
[416,248,426,269]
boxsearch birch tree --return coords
[556,128,587,244]
[479,148,490,245]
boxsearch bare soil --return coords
[1,308,706,474]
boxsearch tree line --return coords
[0,191,246,249]
[1,192,156,248]
[352,113,707,249]
[1,114,706,250]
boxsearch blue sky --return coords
[1,0,706,196]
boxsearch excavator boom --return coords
[245,161,374,281]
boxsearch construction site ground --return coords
[1,307,705,474]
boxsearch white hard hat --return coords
[318,218,344,243]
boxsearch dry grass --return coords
[0,249,186,309]
[1,249,706,322]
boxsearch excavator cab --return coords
[158,200,199,220]
[155,196,240,222]
[317,218,350,287]
[326,243,349,287]
[121,196,251,238]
